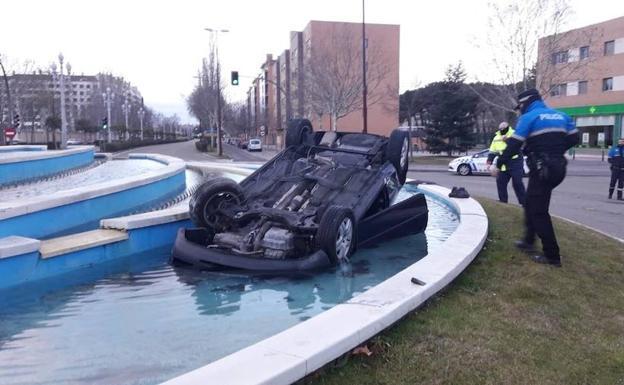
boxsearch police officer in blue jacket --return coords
[495,89,579,267]
[608,138,624,200]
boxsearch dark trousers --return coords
[609,168,623,199]
[523,157,567,260]
[497,157,526,205]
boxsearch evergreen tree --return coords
[424,63,478,156]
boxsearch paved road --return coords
[113,140,215,162]
[113,140,275,163]
[111,141,623,240]
[409,159,624,240]
[221,144,273,162]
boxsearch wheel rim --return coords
[459,165,469,176]
[400,138,409,169]
[335,217,353,261]
[203,192,240,227]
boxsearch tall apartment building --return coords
[247,20,400,146]
[0,72,143,139]
[537,16,624,147]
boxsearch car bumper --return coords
[171,228,332,272]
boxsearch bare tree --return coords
[223,102,248,138]
[304,24,389,131]
[470,0,595,112]
[187,47,222,131]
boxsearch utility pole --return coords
[362,0,368,134]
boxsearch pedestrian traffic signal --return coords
[101,117,108,130]
[231,71,239,86]
[13,114,20,129]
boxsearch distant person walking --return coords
[495,89,579,267]
[487,121,526,205]
[608,138,624,200]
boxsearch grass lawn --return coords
[304,199,624,385]
[410,156,456,166]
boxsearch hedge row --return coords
[99,139,189,153]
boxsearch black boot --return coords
[609,188,614,199]
[515,240,535,253]
[618,190,623,201]
[530,255,561,267]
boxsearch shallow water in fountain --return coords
[0,187,458,385]
[0,159,165,201]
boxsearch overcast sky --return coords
[0,0,618,123]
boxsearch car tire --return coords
[316,206,356,264]
[386,129,410,184]
[457,164,472,176]
[189,177,244,230]
[286,118,313,148]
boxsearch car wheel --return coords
[457,164,472,176]
[189,177,244,230]
[316,206,356,264]
[285,118,313,148]
[386,129,410,184]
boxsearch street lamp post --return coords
[122,97,131,141]
[138,107,145,141]
[102,87,114,143]
[362,0,368,134]
[205,27,228,157]
[66,63,74,135]
[53,53,69,148]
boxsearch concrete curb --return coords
[0,236,41,259]
[0,145,93,164]
[0,145,47,152]
[0,153,185,221]
[161,169,488,385]
[101,202,189,230]
[552,214,624,244]
[186,161,256,177]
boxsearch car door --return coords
[471,151,488,174]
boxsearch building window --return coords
[550,84,567,97]
[604,41,615,56]
[578,80,588,94]
[580,46,589,60]
[551,51,568,64]
[602,77,613,91]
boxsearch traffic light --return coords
[13,114,20,129]
[231,71,239,86]
[101,117,108,130]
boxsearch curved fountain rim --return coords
[160,163,488,385]
[0,153,185,221]
[0,145,93,164]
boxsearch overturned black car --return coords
[171,119,428,272]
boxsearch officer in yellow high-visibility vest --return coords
[486,122,526,205]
